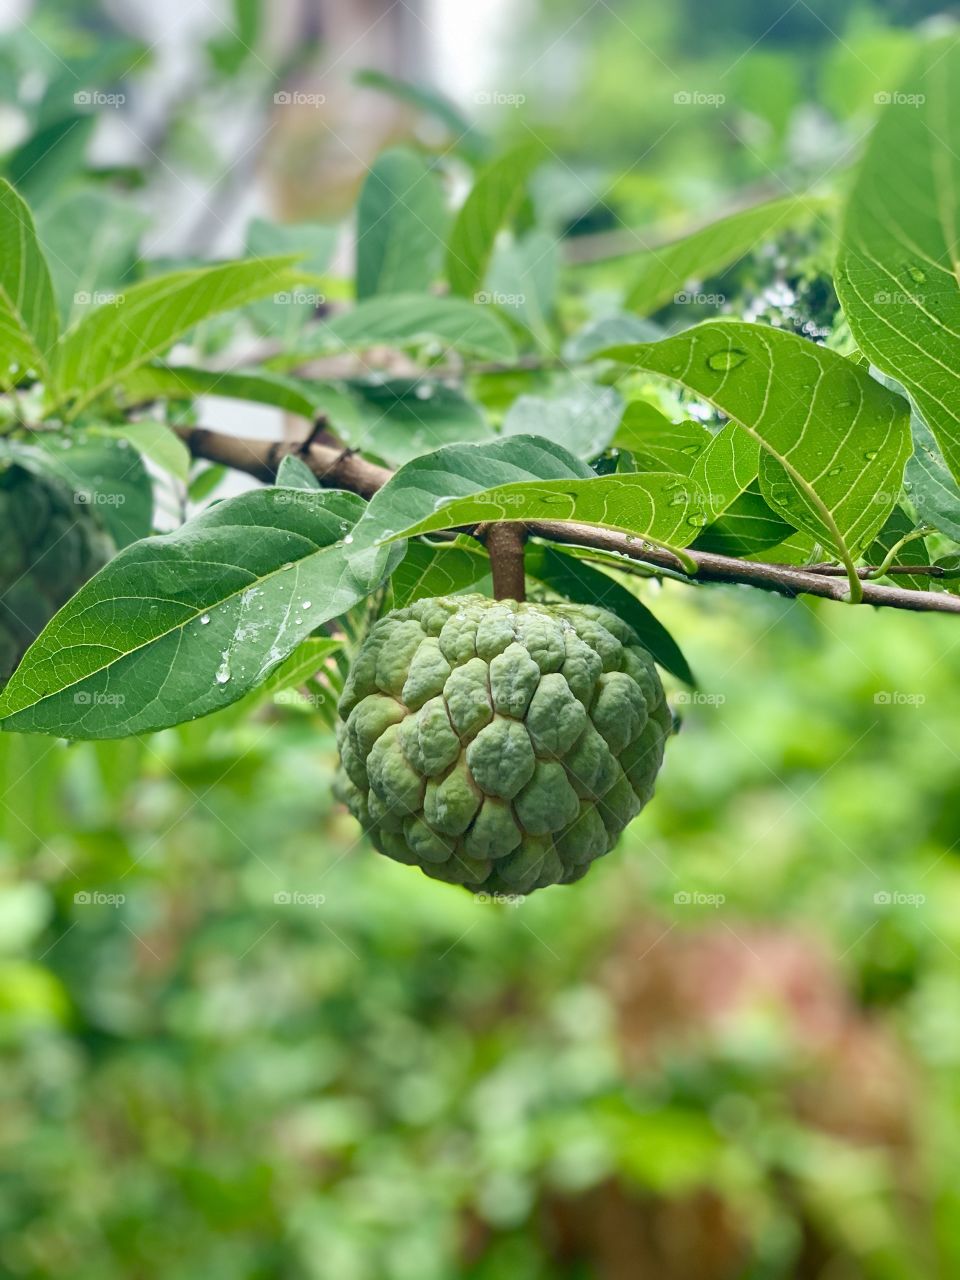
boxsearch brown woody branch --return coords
[174,425,960,616]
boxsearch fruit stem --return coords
[481,522,527,602]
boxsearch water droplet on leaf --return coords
[707,348,748,372]
[200,614,211,625]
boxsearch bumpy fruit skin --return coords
[0,464,114,683]
[335,594,673,895]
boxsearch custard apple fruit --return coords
[335,594,673,894]
[0,463,114,683]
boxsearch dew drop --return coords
[686,513,708,527]
[215,656,231,685]
[706,348,748,372]
[864,450,878,461]
[200,614,211,625]
[906,265,926,284]
[343,533,354,544]
[827,466,843,477]
[680,444,702,457]
[302,601,312,609]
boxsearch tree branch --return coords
[478,521,527,601]
[174,425,960,616]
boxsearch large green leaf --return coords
[836,38,960,482]
[446,143,542,298]
[0,489,399,739]
[390,539,491,607]
[905,412,960,541]
[626,195,824,314]
[692,485,795,557]
[525,543,695,685]
[501,384,624,460]
[16,434,153,548]
[355,147,447,299]
[280,294,516,364]
[382,472,703,552]
[47,256,300,417]
[347,378,493,465]
[36,187,149,327]
[617,404,759,518]
[0,178,58,384]
[354,70,487,162]
[245,217,336,337]
[600,322,911,558]
[119,362,346,423]
[347,434,590,564]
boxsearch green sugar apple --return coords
[335,594,673,895]
[0,463,114,684]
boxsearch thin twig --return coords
[173,424,960,616]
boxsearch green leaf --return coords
[692,484,794,557]
[525,543,695,685]
[0,178,58,385]
[615,402,709,470]
[354,69,486,162]
[245,217,336,337]
[600,321,911,557]
[5,115,95,208]
[119,362,336,422]
[347,434,592,567]
[390,539,491,607]
[356,147,447,299]
[275,455,320,490]
[91,421,191,483]
[47,256,301,417]
[36,187,149,327]
[257,636,341,698]
[565,314,662,361]
[617,406,760,522]
[347,378,493,465]
[384,471,702,552]
[487,227,558,339]
[866,506,931,591]
[23,434,153,548]
[836,37,960,483]
[282,293,516,363]
[446,142,543,298]
[905,412,960,541]
[501,384,623,461]
[0,489,399,739]
[625,195,824,314]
